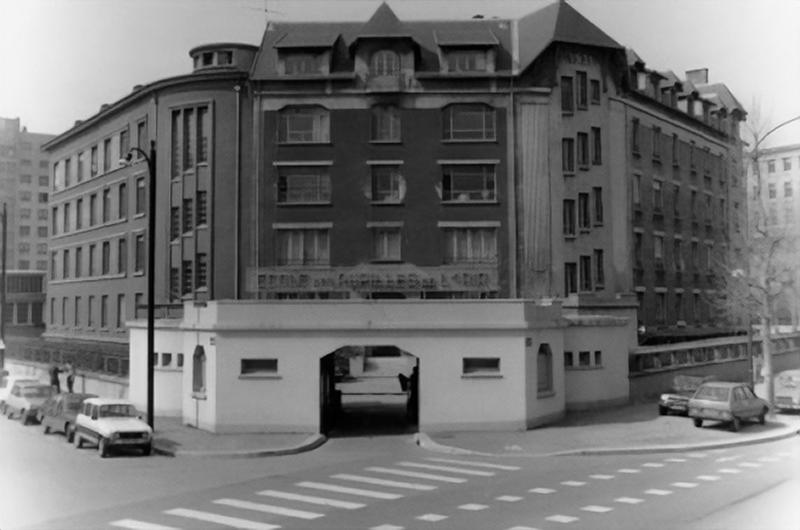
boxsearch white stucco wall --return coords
[128,320,184,418]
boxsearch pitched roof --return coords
[697,83,746,115]
[356,2,410,39]
[517,0,622,71]
[273,32,340,49]
[434,28,499,47]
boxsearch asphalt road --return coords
[1,414,798,530]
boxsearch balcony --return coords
[366,73,408,92]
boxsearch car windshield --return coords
[66,399,85,412]
[21,386,52,398]
[99,404,137,418]
[694,386,730,401]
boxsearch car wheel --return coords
[66,424,74,443]
[758,407,767,425]
[730,416,741,432]
[74,432,83,449]
[693,418,703,428]
[658,406,668,416]
[43,422,51,434]
[99,437,109,458]
[20,410,29,425]
[141,443,152,456]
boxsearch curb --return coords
[416,428,800,458]
[152,433,327,458]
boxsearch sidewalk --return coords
[420,403,800,457]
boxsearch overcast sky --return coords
[2,0,798,146]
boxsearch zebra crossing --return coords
[109,457,521,529]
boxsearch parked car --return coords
[74,398,153,457]
[4,382,54,424]
[39,392,97,441]
[688,381,769,431]
[774,369,800,412]
[658,374,717,416]
[0,374,39,413]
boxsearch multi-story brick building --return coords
[0,117,54,272]
[42,1,746,348]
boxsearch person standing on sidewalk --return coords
[49,363,62,394]
[65,361,76,393]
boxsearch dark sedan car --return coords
[658,375,717,416]
[39,392,97,442]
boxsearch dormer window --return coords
[447,50,487,72]
[285,53,320,75]
[371,50,400,76]
[202,52,214,66]
[636,71,647,91]
[218,51,232,65]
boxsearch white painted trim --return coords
[437,159,500,165]
[272,160,333,166]
[437,220,501,228]
[366,160,404,166]
[366,221,404,228]
[272,222,333,230]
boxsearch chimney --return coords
[685,68,708,85]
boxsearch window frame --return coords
[442,104,496,142]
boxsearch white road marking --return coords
[581,505,613,513]
[642,462,665,468]
[297,481,403,499]
[506,527,540,530]
[697,475,721,481]
[164,508,279,529]
[371,525,404,530]
[458,504,489,511]
[671,482,698,488]
[665,458,687,462]
[686,452,709,458]
[718,468,741,474]
[757,456,779,462]
[561,480,586,486]
[615,497,644,504]
[332,473,437,491]
[425,457,521,470]
[589,474,615,480]
[366,466,466,483]
[397,461,495,476]
[258,489,364,509]
[496,495,523,502]
[213,498,323,520]
[417,513,448,522]
[530,487,556,494]
[110,520,179,530]
[645,489,673,496]
[738,462,761,468]
[715,455,741,462]
[546,514,579,523]
[617,468,640,474]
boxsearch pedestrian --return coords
[65,361,76,393]
[49,363,62,394]
[407,365,419,422]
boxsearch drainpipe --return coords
[234,85,241,298]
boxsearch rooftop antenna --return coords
[242,0,284,31]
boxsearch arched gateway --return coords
[128,299,634,434]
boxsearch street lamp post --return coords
[125,140,156,430]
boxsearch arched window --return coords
[370,50,400,76]
[537,343,553,393]
[192,345,206,394]
[370,105,401,142]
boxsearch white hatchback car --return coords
[74,398,153,457]
[0,374,39,413]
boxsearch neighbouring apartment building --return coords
[0,117,54,273]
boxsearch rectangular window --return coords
[119,129,130,160]
[784,181,793,198]
[75,198,83,229]
[578,193,590,230]
[656,292,666,323]
[672,134,679,166]
[74,296,81,327]
[171,110,182,176]
[284,52,319,74]
[591,127,602,165]
[441,164,495,202]
[161,353,172,367]
[560,76,574,112]
[674,240,684,271]
[563,199,576,236]
[90,146,98,177]
[135,177,145,214]
[118,183,127,219]
[690,141,696,169]
[63,203,70,233]
[443,104,496,141]
[576,132,589,167]
[447,50,487,72]
[102,188,111,223]
[196,253,208,288]
[652,126,661,159]
[594,249,604,289]
[181,260,193,295]
[170,267,180,300]
[579,255,592,291]
[590,79,600,104]
[38,192,48,204]
[197,190,208,225]
[100,295,108,328]
[579,351,590,367]
[75,247,82,278]
[278,166,332,204]
[77,151,86,182]
[576,71,588,109]
[564,262,577,294]
[61,297,67,326]
[632,118,640,154]
[102,241,110,275]
[241,358,278,375]
[442,227,497,264]
[89,193,97,226]
[137,120,148,156]
[634,232,643,265]
[767,159,775,173]
[562,138,575,174]
[675,292,684,322]
[278,106,330,143]
[276,228,330,266]
[462,357,500,375]
[62,249,70,279]
[370,105,401,142]
[198,106,209,163]
[64,158,72,187]
[783,157,791,171]
[103,138,111,173]
[564,351,573,367]
[592,187,603,224]
[183,108,196,170]
[88,244,96,276]
[182,198,193,233]
[654,235,664,264]
[87,295,94,327]
[653,180,663,210]
[170,207,180,240]
[135,234,145,273]
[118,238,127,274]
[372,227,402,262]
[370,165,404,203]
